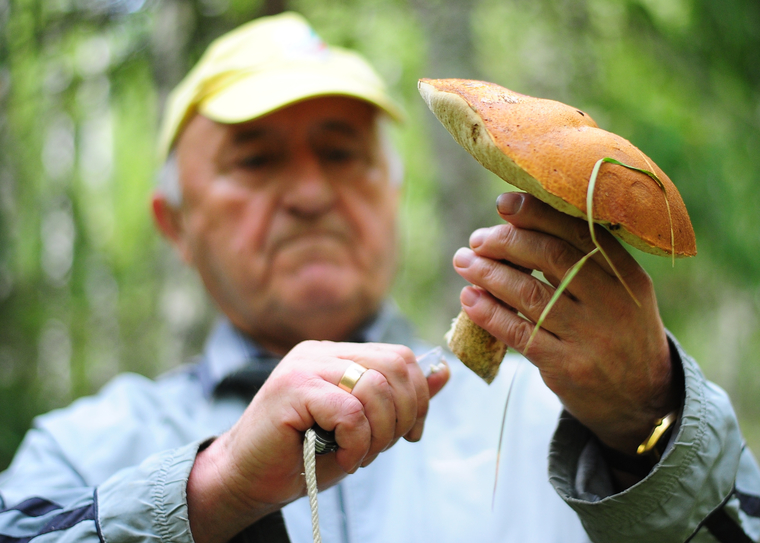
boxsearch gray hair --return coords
[156,150,183,208]
[377,115,405,188]
[155,114,404,209]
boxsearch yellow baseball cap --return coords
[158,12,404,160]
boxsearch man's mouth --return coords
[270,232,353,270]
[268,219,353,256]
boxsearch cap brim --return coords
[199,68,405,125]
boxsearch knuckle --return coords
[545,238,575,270]
[360,369,393,397]
[470,297,537,355]
[374,344,414,367]
[337,394,365,425]
[511,318,536,352]
[476,224,513,258]
[397,345,416,364]
[388,352,409,376]
[521,280,549,315]
[494,224,519,254]
[572,220,593,248]
[492,223,514,245]
[480,260,502,286]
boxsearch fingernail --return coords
[461,287,481,307]
[360,454,378,468]
[469,228,489,249]
[496,192,524,215]
[428,360,448,374]
[453,248,475,268]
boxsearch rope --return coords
[303,428,322,543]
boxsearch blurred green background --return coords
[1,0,759,469]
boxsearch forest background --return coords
[1,0,759,469]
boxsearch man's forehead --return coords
[219,96,379,139]
[229,120,360,143]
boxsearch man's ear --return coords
[151,192,194,265]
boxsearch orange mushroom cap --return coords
[419,78,696,257]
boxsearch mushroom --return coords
[419,78,696,383]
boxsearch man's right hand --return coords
[186,341,449,543]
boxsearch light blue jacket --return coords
[1,306,758,542]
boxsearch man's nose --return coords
[281,151,338,217]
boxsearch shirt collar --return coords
[197,300,414,399]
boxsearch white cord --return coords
[303,428,322,543]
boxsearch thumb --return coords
[416,347,450,399]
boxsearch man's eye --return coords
[321,148,356,163]
[240,154,275,169]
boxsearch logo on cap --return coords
[277,25,329,62]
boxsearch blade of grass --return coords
[586,159,640,307]
[594,158,675,267]
[524,247,600,355]
[492,358,522,511]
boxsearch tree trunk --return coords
[412,0,496,327]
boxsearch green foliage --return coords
[1,0,759,469]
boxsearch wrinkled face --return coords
[170,97,400,353]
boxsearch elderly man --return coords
[1,12,759,543]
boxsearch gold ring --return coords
[338,362,368,393]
